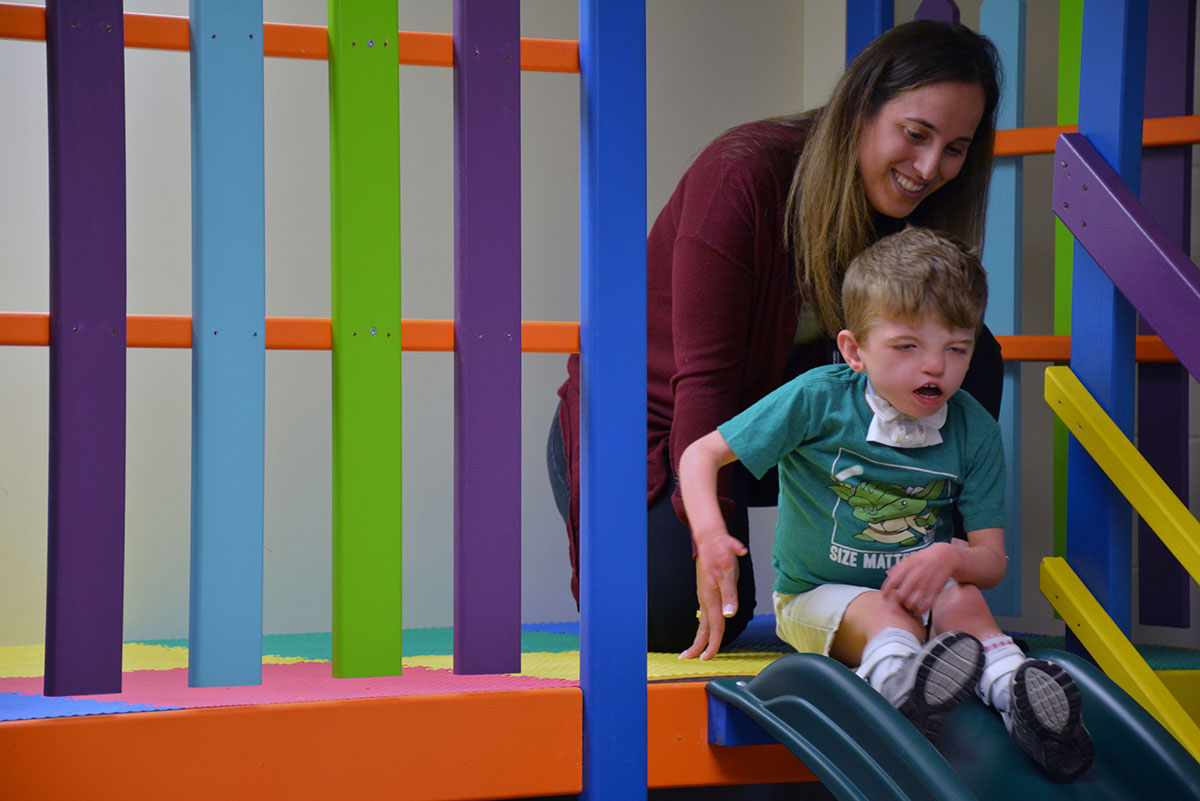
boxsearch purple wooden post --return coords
[451,0,522,674]
[1136,0,1193,628]
[43,0,127,696]
[914,0,960,24]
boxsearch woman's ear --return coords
[837,329,866,372]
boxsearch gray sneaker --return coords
[879,630,984,741]
[1006,659,1094,782]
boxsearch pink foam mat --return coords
[0,661,577,714]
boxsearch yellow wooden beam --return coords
[1041,557,1200,759]
[1043,365,1200,581]
[1158,671,1200,723]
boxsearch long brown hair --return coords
[786,20,1001,335]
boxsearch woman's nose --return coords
[912,149,939,181]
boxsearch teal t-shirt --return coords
[718,364,1006,594]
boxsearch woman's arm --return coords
[657,131,799,516]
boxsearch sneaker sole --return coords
[1010,659,1095,783]
[895,632,984,741]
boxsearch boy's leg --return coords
[838,592,984,742]
[976,633,1025,711]
[934,586,1094,782]
[868,630,984,741]
[1002,655,1095,783]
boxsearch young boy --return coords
[678,227,1094,782]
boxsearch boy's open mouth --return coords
[915,384,943,399]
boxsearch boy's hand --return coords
[677,430,744,661]
[680,530,747,661]
[881,542,956,616]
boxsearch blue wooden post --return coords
[579,1,647,798]
[1067,0,1147,638]
[979,0,1025,616]
[187,0,267,688]
[845,0,892,65]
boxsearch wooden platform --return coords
[0,682,815,800]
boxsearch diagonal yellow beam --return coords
[1043,365,1200,581]
[1041,557,1200,758]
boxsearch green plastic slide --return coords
[707,649,1200,800]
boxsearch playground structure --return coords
[1,1,1200,799]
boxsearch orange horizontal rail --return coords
[995,334,1176,363]
[0,313,581,353]
[994,115,1200,155]
[0,315,1177,362]
[0,4,579,72]
[9,5,1200,145]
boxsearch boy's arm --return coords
[881,527,1007,616]
[678,430,747,661]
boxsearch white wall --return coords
[0,0,815,646]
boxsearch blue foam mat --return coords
[0,692,174,722]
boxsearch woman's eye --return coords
[945,145,967,158]
[904,128,925,142]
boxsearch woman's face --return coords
[856,82,986,218]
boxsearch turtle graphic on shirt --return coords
[827,477,947,546]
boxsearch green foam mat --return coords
[132,627,581,661]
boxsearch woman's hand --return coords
[680,528,747,661]
[880,541,957,616]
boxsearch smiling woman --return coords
[549,19,1005,656]
[856,82,986,220]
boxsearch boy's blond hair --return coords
[841,226,988,341]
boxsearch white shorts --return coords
[773,585,874,656]
[773,580,950,656]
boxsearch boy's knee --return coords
[873,593,926,638]
[933,582,992,625]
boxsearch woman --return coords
[548,20,1004,653]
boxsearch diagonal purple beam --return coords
[44,0,127,696]
[1052,133,1200,382]
[451,0,522,674]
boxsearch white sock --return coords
[855,627,922,692]
[978,635,1025,715]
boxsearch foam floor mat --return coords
[0,618,790,723]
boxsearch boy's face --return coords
[836,315,975,419]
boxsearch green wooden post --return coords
[1053,0,1082,559]
[328,0,404,677]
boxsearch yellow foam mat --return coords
[0,644,316,678]
[2,644,780,682]
[403,651,783,682]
